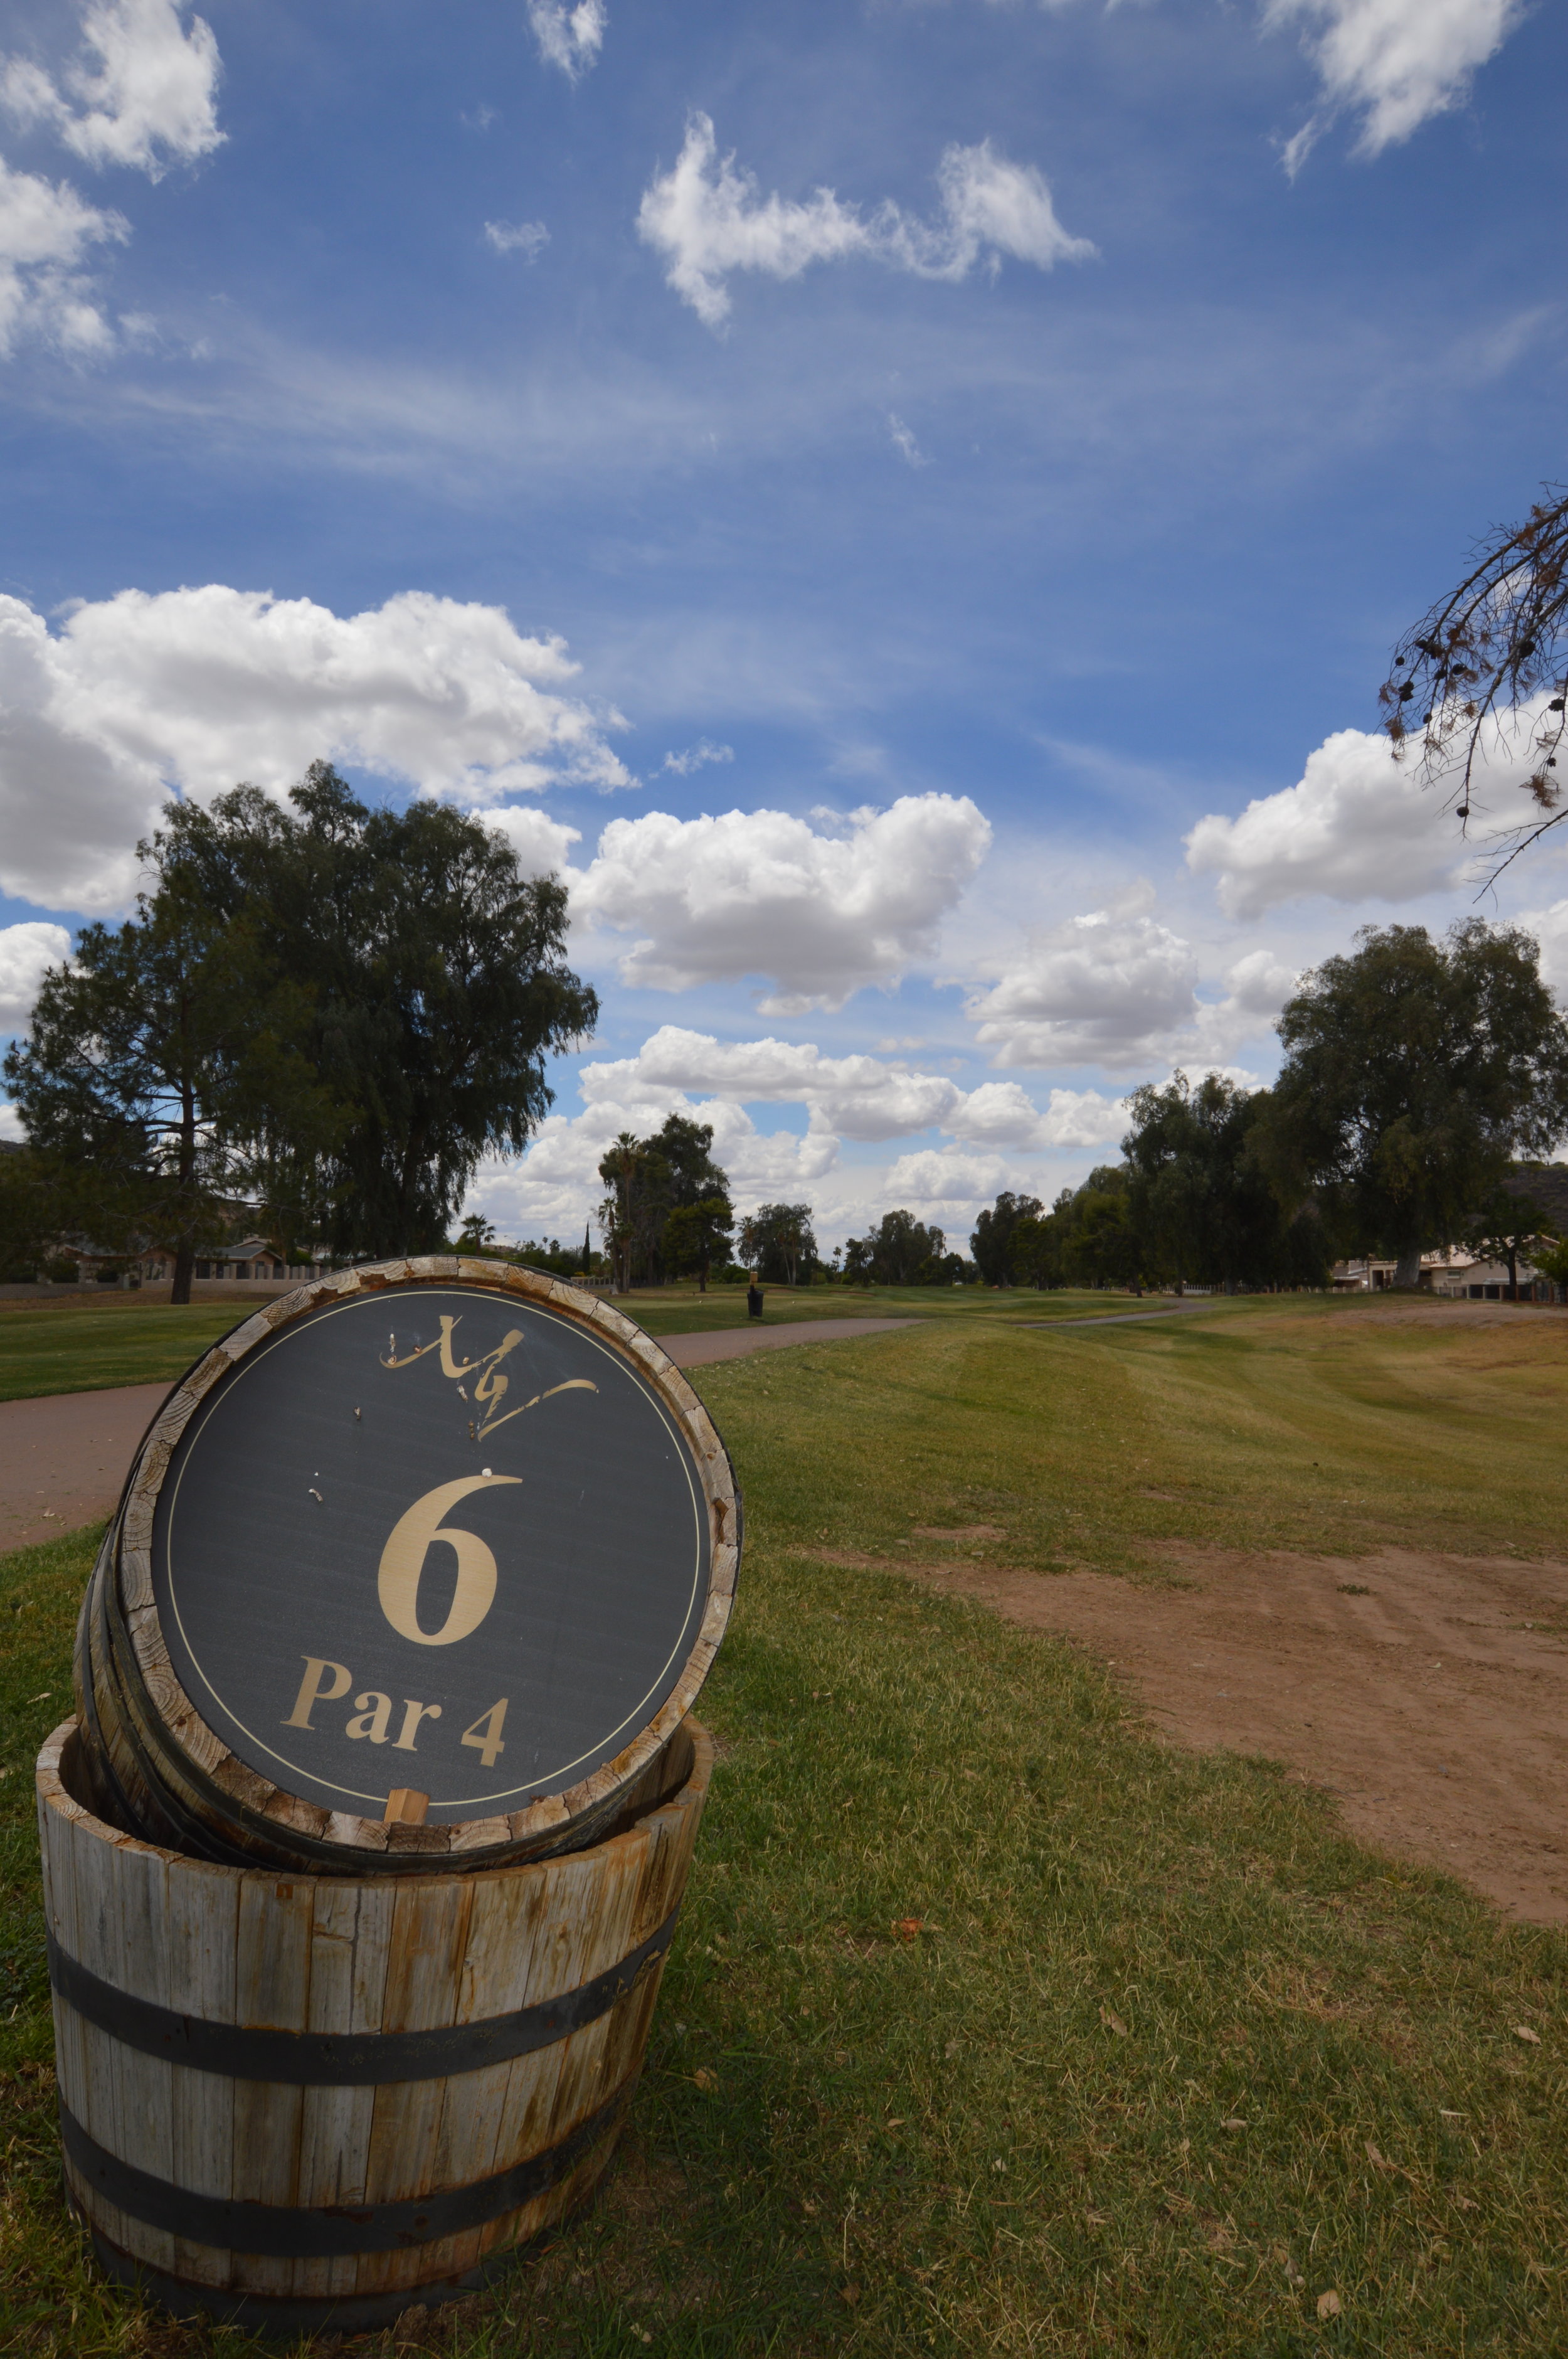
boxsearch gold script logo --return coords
[381,1313,597,1439]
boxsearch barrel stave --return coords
[166,1859,240,2290]
[230,1870,315,2299]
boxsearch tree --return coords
[598,1115,733,1289]
[456,1213,497,1252]
[740,1201,817,1286]
[1383,485,1568,880]
[1260,922,1568,1287]
[149,767,598,1262]
[1123,1072,1312,1293]
[664,1197,734,1292]
[4,843,335,1302]
[597,1131,645,1293]
[970,1191,1043,1287]
[1534,1233,1568,1292]
[1008,1196,1068,1290]
[1061,1168,1143,1289]
[1464,1165,1567,1301]
[840,1207,944,1286]
[0,1142,56,1281]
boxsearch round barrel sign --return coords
[109,1262,738,1860]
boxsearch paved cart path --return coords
[0,1317,921,1552]
[1021,1301,1220,1330]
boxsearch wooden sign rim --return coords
[114,1257,739,1859]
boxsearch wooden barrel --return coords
[38,1712,712,2333]
[73,1257,738,1873]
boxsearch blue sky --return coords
[1,0,1564,1249]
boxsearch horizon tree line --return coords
[6,872,1567,1303]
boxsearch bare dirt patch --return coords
[820,1543,1568,1924]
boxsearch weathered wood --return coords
[39,1713,713,2330]
[73,1259,739,1877]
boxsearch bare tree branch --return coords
[1382,484,1568,886]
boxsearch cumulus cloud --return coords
[1183,726,1473,917]
[0,919,71,1031]
[484,218,548,260]
[580,1026,961,1141]
[661,739,733,776]
[477,804,582,876]
[0,152,125,355]
[1264,0,1523,165]
[0,583,628,912]
[967,886,1202,1071]
[1518,894,1568,1001]
[881,1144,1015,1211]
[572,1025,1129,1154]
[2,0,223,179]
[453,1023,1140,1249]
[569,794,992,1012]
[637,115,1094,328]
[527,0,605,79]
[465,1087,838,1243]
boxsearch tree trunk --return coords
[1393,1243,1422,1289]
[173,1075,198,1306]
[1505,1243,1519,1301]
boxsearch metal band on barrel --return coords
[46,1905,677,2085]
[60,2086,629,2256]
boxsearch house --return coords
[1330,1249,1479,1293]
[189,1237,332,1285]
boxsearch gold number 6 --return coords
[378,1475,522,1646]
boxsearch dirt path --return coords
[0,1318,918,1552]
[0,1381,169,1554]
[820,1537,1568,1924]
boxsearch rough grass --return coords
[1,1305,1564,2355]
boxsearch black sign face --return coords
[151,1286,711,1821]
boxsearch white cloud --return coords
[484,218,548,260]
[0,151,125,355]
[476,804,582,876]
[0,919,70,1030]
[527,0,605,80]
[881,1144,1015,1212]
[1519,895,1568,1002]
[661,739,733,776]
[455,1025,1138,1249]
[3,0,223,179]
[1184,726,1471,917]
[465,1086,838,1242]
[637,115,1094,328]
[967,885,1202,1071]
[0,1100,24,1141]
[569,794,992,1013]
[0,583,628,913]
[1264,0,1523,162]
[1032,1085,1129,1149]
[572,1025,1129,1155]
[888,413,927,468]
[579,1026,962,1142]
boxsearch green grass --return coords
[2,1302,1565,2355]
[0,1302,245,1402]
[0,1282,1158,1402]
[621,1281,1155,1338]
